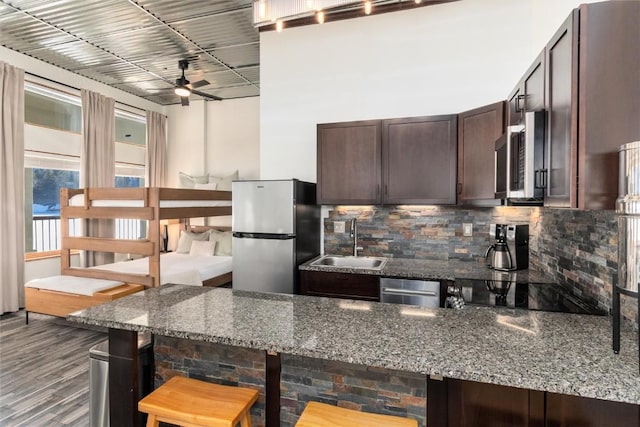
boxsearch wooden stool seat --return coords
[138,376,259,427]
[296,401,418,427]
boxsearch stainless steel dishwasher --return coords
[380,278,440,307]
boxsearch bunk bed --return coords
[25,187,233,320]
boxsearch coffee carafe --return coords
[485,224,529,271]
[485,241,513,271]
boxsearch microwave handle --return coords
[535,169,548,189]
[515,94,526,113]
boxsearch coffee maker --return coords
[485,224,529,271]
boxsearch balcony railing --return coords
[30,216,147,253]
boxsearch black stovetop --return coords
[450,280,608,316]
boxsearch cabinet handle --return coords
[385,184,388,196]
[376,184,380,196]
[457,183,462,195]
[515,94,526,113]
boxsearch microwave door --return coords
[506,124,525,198]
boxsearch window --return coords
[24,82,148,255]
[115,110,146,146]
[24,83,81,132]
[26,167,79,253]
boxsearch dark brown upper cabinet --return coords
[544,2,640,209]
[457,101,505,206]
[508,50,545,127]
[382,115,457,205]
[544,10,578,208]
[317,115,457,205]
[317,120,382,205]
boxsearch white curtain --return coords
[146,111,167,187]
[81,89,115,266]
[0,62,25,313]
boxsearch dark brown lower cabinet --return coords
[546,392,639,427]
[428,377,639,427]
[299,270,379,301]
[445,378,543,427]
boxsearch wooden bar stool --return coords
[296,401,418,427]
[138,376,259,427]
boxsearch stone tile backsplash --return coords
[323,205,636,326]
[324,205,532,261]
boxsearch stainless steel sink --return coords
[310,255,388,270]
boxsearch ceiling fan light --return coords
[175,86,191,97]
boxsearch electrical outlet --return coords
[463,223,473,237]
[334,221,346,234]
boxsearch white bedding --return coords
[25,275,124,296]
[90,252,232,287]
[69,194,231,208]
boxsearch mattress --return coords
[90,252,233,287]
[24,275,124,296]
[69,194,231,208]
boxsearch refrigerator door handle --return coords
[233,232,296,240]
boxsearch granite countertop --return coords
[299,256,557,284]
[68,285,640,405]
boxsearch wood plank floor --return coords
[0,311,107,426]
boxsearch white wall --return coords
[166,97,260,186]
[206,97,260,180]
[259,0,603,182]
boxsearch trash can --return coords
[89,334,152,427]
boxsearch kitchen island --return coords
[69,285,640,427]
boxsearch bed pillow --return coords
[179,172,209,189]
[189,240,216,256]
[176,230,211,253]
[209,230,233,256]
[194,182,218,190]
[208,170,238,191]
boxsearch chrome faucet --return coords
[350,218,363,257]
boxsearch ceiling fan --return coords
[173,59,222,106]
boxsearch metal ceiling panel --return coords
[88,25,197,62]
[8,0,157,39]
[1,0,262,104]
[0,12,77,51]
[235,66,260,84]
[138,0,254,24]
[209,42,259,68]
[29,40,119,70]
[74,61,156,84]
[200,70,248,88]
[170,8,258,50]
[206,84,260,99]
[138,56,227,80]
[112,80,174,97]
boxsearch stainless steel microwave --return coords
[495,111,546,202]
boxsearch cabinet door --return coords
[508,84,524,126]
[317,120,381,204]
[546,392,639,427]
[544,10,579,207]
[577,0,640,210]
[523,50,545,112]
[299,270,380,301]
[446,379,543,427]
[457,101,505,205]
[383,115,457,204]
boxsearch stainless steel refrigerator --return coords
[232,179,320,294]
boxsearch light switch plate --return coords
[463,223,473,237]
[334,221,346,234]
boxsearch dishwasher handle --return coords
[382,287,438,297]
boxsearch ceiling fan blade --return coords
[190,79,209,89]
[181,96,189,106]
[191,88,222,101]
